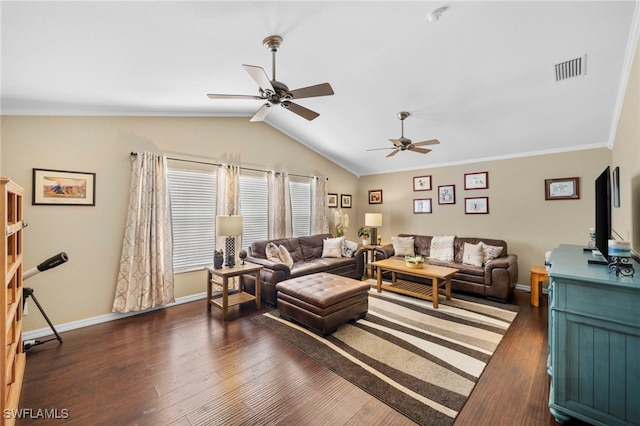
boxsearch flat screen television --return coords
[592,166,611,264]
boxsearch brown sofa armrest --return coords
[245,256,291,273]
[374,244,395,261]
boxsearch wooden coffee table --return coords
[371,258,459,309]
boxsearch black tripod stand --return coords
[22,252,68,351]
[22,287,63,350]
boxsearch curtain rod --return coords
[129,152,326,180]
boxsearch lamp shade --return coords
[216,215,243,236]
[365,213,383,227]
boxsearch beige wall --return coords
[0,116,359,331]
[358,149,611,286]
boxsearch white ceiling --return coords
[2,1,639,176]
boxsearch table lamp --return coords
[365,213,383,246]
[216,215,243,267]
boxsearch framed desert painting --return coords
[32,168,96,206]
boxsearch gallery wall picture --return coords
[438,185,456,205]
[369,189,383,204]
[413,198,432,214]
[413,175,432,191]
[341,194,352,208]
[328,193,338,208]
[544,177,579,200]
[464,171,489,190]
[465,197,489,214]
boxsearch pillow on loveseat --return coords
[392,236,415,256]
[266,242,281,263]
[322,237,344,258]
[462,242,484,267]
[480,242,503,264]
[278,245,294,268]
[342,240,358,257]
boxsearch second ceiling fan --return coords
[207,35,334,122]
[368,112,440,157]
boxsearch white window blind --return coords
[290,179,311,237]
[239,174,268,249]
[167,168,216,272]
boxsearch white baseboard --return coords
[515,283,549,295]
[23,292,207,341]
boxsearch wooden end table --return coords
[205,263,262,320]
[371,258,458,309]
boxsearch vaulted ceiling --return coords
[2,1,638,176]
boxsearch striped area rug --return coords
[252,288,519,426]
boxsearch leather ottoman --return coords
[275,272,370,336]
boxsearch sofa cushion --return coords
[481,242,503,264]
[430,235,455,262]
[266,242,281,263]
[462,242,484,267]
[342,240,358,258]
[322,237,344,258]
[278,245,294,268]
[299,234,330,260]
[392,236,415,256]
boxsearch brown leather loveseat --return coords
[374,234,518,302]
[241,233,365,306]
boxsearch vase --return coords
[362,239,370,246]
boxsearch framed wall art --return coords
[413,175,432,191]
[32,168,96,206]
[340,194,352,208]
[544,177,579,200]
[413,198,432,214]
[465,197,489,214]
[369,189,383,204]
[464,171,489,190]
[613,167,620,208]
[438,185,456,205]
[328,193,338,208]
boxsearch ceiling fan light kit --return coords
[207,35,334,122]
[367,111,440,158]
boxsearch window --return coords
[290,178,311,237]
[239,174,268,249]
[167,168,216,272]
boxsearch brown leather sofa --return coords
[374,234,518,302]
[241,233,365,306]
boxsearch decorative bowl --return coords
[405,255,425,269]
[405,262,424,269]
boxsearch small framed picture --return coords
[413,175,432,191]
[32,168,96,206]
[328,193,338,208]
[465,197,489,214]
[464,171,489,190]
[438,185,456,205]
[369,189,383,204]
[413,198,432,214]
[340,194,352,208]
[544,177,579,200]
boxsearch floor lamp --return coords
[365,213,383,245]
[216,215,243,267]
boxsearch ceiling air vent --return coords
[554,55,587,82]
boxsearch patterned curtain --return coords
[310,176,329,234]
[216,164,241,254]
[268,171,292,239]
[113,152,174,313]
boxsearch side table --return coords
[530,265,548,307]
[363,244,380,278]
[205,263,262,320]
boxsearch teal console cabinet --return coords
[548,244,640,425]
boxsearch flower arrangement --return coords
[405,255,425,268]
[334,208,349,237]
[357,226,370,239]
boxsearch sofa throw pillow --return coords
[342,240,358,258]
[278,245,294,268]
[480,242,503,264]
[322,237,344,258]
[265,242,282,263]
[462,242,484,267]
[430,235,455,262]
[392,236,415,256]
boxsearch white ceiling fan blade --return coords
[207,93,262,100]
[412,139,440,147]
[250,104,271,122]
[242,64,275,94]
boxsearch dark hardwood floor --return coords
[16,289,589,425]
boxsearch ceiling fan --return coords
[367,112,440,157]
[207,35,334,122]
